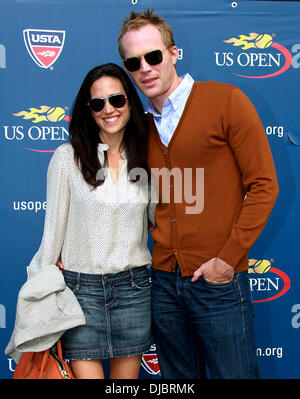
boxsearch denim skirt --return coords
[61,266,153,360]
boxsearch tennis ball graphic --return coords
[249,259,271,274]
[46,107,66,122]
[254,34,273,49]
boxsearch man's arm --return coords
[192,87,279,283]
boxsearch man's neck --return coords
[150,74,182,114]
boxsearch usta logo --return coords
[141,344,160,375]
[23,29,65,69]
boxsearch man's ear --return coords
[169,45,179,65]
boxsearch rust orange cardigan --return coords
[147,81,279,276]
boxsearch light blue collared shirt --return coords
[146,73,194,147]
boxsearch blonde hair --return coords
[118,9,175,59]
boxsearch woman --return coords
[27,63,156,379]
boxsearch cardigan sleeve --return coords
[27,144,71,279]
[217,87,279,268]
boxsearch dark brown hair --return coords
[69,63,148,188]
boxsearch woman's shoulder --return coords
[53,142,73,156]
[48,142,75,173]
[50,142,74,162]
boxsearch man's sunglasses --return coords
[87,94,127,112]
[123,48,168,72]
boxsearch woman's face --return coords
[89,76,130,140]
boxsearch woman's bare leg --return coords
[109,355,142,379]
[70,359,105,379]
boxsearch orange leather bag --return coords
[13,340,75,379]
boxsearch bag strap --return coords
[38,340,63,378]
[39,349,50,379]
[56,340,63,360]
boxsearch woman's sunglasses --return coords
[123,48,167,72]
[87,93,127,112]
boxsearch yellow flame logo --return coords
[248,259,272,274]
[13,105,67,123]
[224,33,273,50]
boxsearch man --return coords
[118,10,279,379]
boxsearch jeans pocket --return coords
[200,274,236,287]
[64,277,79,293]
[132,274,152,290]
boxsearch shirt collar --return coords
[146,73,194,117]
[97,143,127,161]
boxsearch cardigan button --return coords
[171,217,176,223]
[163,149,169,155]
[103,275,109,281]
[173,249,179,256]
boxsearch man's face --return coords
[121,24,179,106]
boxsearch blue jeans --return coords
[151,266,260,379]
